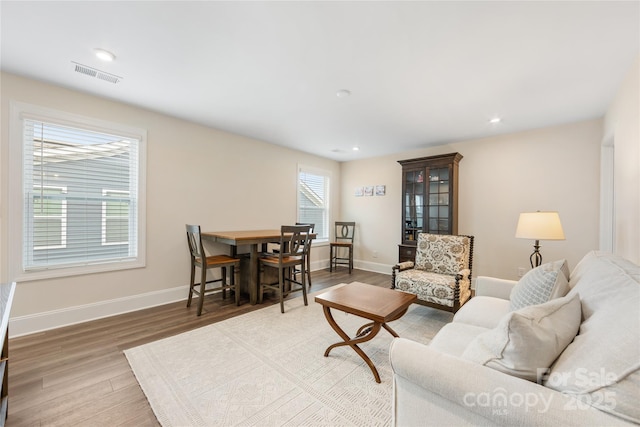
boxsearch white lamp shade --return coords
[515,211,565,240]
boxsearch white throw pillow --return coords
[510,259,570,310]
[461,293,581,381]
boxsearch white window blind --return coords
[12,107,145,277]
[33,186,67,250]
[298,167,330,242]
[102,190,130,246]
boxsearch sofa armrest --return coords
[389,338,631,426]
[475,276,517,299]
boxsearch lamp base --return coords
[529,240,542,268]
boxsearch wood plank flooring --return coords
[7,268,391,427]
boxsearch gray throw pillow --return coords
[510,259,570,311]
[462,293,582,381]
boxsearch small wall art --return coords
[364,186,374,196]
[375,185,386,196]
[354,187,364,197]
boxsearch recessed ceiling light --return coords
[94,48,115,62]
[336,89,351,98]
[352,146,360,151]
[489,117,502,124]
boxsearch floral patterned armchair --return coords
[391,233,474,313]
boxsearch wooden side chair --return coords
[259,225,311,313]
[329,221,355,274]
[185,224,241,316]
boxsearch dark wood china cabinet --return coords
[398,152,463,262]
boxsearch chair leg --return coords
[329,246,334,272]
[306,255,312,288]
[349,246,353,274]
[278,267,285,313]
[233,265,240,306]
[333,246,337,271]
[301,264,308,307]
[221,267,227,300]
[258,264,264,304]
[197,266,206,316]
[187,263,195,307]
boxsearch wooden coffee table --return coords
[314,282,417,383]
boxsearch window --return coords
[297,166,330,242]
[33,186,67,250]
[102,190,130,245]
[9,102,146,280]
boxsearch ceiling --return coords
[1,1,638,162]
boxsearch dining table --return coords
[201,229,315,305]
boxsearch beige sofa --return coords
[389,251,640,426]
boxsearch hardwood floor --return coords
[7,269,391,426]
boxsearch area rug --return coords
[125,282,452,426]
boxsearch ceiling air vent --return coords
[72,62,122,84]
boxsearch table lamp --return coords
[515,211,565,268]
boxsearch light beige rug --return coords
[125,282,452,426]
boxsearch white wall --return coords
[604,57,640,264]
[342,119,603,280]
[1,72,340,332]
[4,54,637,335]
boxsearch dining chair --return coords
[266,222,314,288]
[259,225,311,313]
[185,224,241,316]
[329,221,355,274]
[294,222,314,288]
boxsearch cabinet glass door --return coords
[427,167,450,233]
[404,170,425,242]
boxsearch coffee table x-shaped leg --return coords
[314,282,417,383]
[321,305,406,383]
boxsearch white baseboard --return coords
[10,259,394,338]
[9,285,188,338]
[353,260,393,275]
[312,259,393,275]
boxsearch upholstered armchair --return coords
[391,233,474,313]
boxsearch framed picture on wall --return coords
[375,185,386,196]
[355,187,364,197]
[364,186,374,196]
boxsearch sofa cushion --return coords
[569,250,640,289]
[461,293,581,381]
[452,296,511,329]
[414,233,471,276]
[544,251,640,423]
[510,259,570,311]
[429,322,489,357]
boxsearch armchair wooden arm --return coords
[391,261,415,289]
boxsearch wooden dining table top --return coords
[202,229,316,246]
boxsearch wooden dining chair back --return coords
[295,222,315,288]
[185,224,241,316]
[330,221,355,273]
[259,225,311,313]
